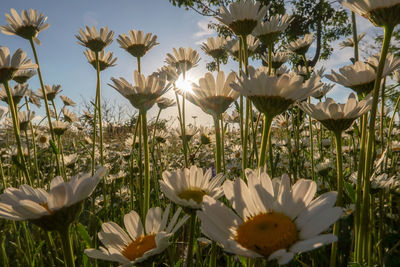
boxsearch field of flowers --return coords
[0,0,400,266]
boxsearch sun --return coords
[175,74,194,94]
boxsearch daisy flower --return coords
[325,61,376,95]
[12,69,36,84]
[109,71,170,111]
[18,111,35,131]
[299,93,372,133]
[188,71,239,116]
[0,47,37,83]
[216,0,268,36]
[165,47,200,74]
[52,120,70,136]
[0,83,28,105]
[200,36,229,61]
[227,35,259,61]
[0,9,49,44]
[286,33,314,55]
[60,95,76,106]
[339,32,366,49]
[231,66,322,116]
[0,167,107,231]
[253,14,293,45]
[160,166,225,209]
[76,26,114,52]
[85,205,189,266]
[84,49,117,71]
[197,169,342,265]
[341,0,400,27]
[117,30,158,58]
[36,84,61,101]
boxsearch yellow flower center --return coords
[235,212,298,257]
[178,188,207,204]
[121,234,157,261]
[39,136,48,144]
[40,202,53,214]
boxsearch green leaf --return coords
[76,223,91,248]
[345,182,356,204]
[50,140,59,155]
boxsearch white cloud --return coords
[192,18,216,45]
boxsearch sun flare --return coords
[175,74,194,93]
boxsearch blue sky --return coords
[0,0,383,126]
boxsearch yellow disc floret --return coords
[122,234,157,261]
[235,212,298,257]
[178,188,207,204]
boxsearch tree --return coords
[168,0,351,67]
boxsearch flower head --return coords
[165,47,200,74]
[299,93,372,132]
[0,83,28,105]
[85,205,188,265]
[12,69,36,84]
[18,111,35,131]
[62,107,78,123]
[231,66,322,116]
[0,47,37,83]
[52,120,70,136]
[201,36,229,60]
[366,53,400,77]
[0,9,49,44]
[160,166,225,209]
[197,169,342,265]
[156,97,175,110]
[84,50,117,71]
[325,61,376,95]
[262,51,291,70]
[286,33,314,55]
[60,95,76,106]
[227,35,260,61]
[110,71,169,111]
[0,167,107,230]
[312,83,335,100]
[76,26,114,52]
[339,32,366,49]
[36,84,62,101]
[341,0,400,27]
[216,0,268,36]
[189,71,239,116]
[253,14,293,45]
[117,30,158,58]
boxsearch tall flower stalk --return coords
[358,25,393,262]
[29,38,62,174]
[3,81,31,184]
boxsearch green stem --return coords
[25,97,40,182]
[330,130,344,267]
[351,12,359,62]
[95,52,104,166]
[58,227,75,267]
[359,25,393,262]
[186,212,196,267]
[3,81,31,185]
[258,114,273,169]
[241,35,250,173]
[29,38,59,158]
[151,108,162,153]
[214,116,222,173]
[141,111,150,216]
[51,100,66,179]
[220,117,226,173]
[302,54,315,180]
[355,112,367,259]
